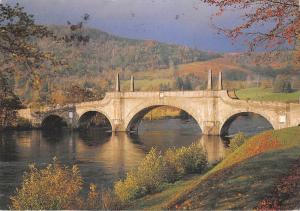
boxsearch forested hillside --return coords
[44,26,220,74]
[8,25,221,106]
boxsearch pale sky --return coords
[4,0,244,52]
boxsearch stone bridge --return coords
[17,71,300,136]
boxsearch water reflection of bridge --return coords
[74,132,225,166]
[9,130,225,167]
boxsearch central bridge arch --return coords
[124,103,203,132]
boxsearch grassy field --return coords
[129,175,203,210]
[121,78,174,91]
[236,88,300,103]
[132,127,300,210]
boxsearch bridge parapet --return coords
[106,90,226,98]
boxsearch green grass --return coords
[171,147,300,210]
[236,88,300,103]
[121,79,174,91]
[132,127,300,210]
[129,175,202,210]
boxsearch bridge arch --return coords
[78,110,113,130]
[125,103,202,132]
[41,114,68,129]
[220,111,275,136]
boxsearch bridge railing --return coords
[105,90,226,98]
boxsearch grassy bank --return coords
[236,88,300,103]
[133,127,300,210]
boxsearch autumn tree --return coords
[10,158,120,210]
[0,3,55,128]
[0,2,58,102]
[0,3,56,72]
[0,3,92,128]
[201,0,299,54]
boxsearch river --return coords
[0,116,272,209]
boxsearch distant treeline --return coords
[46,26,221,74]
[249,65,299,78]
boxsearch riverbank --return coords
[132,127,300,209]
[0,110,32,131]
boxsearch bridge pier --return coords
[202,121,221,136]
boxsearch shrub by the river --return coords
[114,148,166,202]
[10,158,83,210]
[164,143,207,182]
[11,143,208,208]
[114,143,207,202]
[10,158,120,210]
[177,143,207,174]
[164,148,185,182]
[226,132,247,155]
[86,184,122,210]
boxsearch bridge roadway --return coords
[17,71,300,136]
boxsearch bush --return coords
[273,75,292,93]
[10,158,84,210]
[164,148,185,182]
[87,184,122,210]
[179,143,207,174]
[114,144,208,202]
[226,132,247,155]
[114,170,143,203]
[114,148,166,202]
[10,158,120,210]
[164,143,207,182]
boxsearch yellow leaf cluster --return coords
[10,158,83,210]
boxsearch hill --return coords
[175,52,299,78]
[10,25,221,105]
[44,25,221,74]
[132,127,300,210]
[7,26,299,106]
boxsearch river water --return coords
[0,117,272,209]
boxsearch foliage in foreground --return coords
[114,148,166,202]
[114,143,207,202]
[10,143,207,209]
[226,132,246,155]
[10,158,120,210]
[164,143,207,182]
